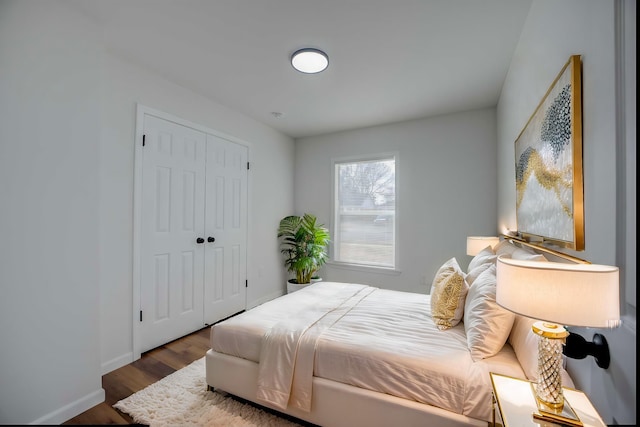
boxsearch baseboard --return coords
[30,388,105,425]
[101,352,134,375]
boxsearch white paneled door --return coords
[139,113,247,353]
[204,134,248,324]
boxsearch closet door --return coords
[203,135,248,324]
[139,115,206,353]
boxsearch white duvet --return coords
[210,282,526,422]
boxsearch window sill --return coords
[326,261,402,275]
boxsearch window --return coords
[333,155,396,268]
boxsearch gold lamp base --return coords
[530,321,583,426]
[531,321,569,409]
[531,383,583,426]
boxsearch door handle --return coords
[196,237,205,244]
[208,236,215,243]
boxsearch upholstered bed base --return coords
[205,349,487,427]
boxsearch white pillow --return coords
[464,264,515,361]
[467,246,497,273]
[508,314,539,381]
[509,314,576,389]
[430,257,468,330]
[466,261,494,287]
[494,240,547,261]
[493,239,512,256]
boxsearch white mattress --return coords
[210,281,526,422]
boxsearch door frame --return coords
[132,104,251,360]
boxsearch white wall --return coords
[497,0,636,424]
[0,1,104,424]
[0,1,295,423]
[295,109,498,293]
[99,53,295,374]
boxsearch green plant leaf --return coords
[277,213,330,284]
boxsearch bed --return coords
[205,241,575,427]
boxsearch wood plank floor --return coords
[63,326,211,425]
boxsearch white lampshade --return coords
[496,256,620,328]
[466,236,500,256]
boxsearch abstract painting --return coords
[515,55,584,250]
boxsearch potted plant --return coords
[277,213,330,293]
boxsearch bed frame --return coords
[205,349,488,427]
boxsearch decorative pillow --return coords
[467,246,497,273]
[430,257,469,330]
[464,264,516,361]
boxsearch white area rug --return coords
[114,357,304,427]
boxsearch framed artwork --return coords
[514,55,584,250]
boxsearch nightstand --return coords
[490,372,607,427]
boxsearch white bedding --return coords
[256,283,376,411]
[210,281,527,422]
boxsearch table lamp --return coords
[495,256,620,416]
[466,236,500,256]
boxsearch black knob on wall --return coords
[208,236,215,243]
[196,237,205,244]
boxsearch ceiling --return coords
[66,0,532,139]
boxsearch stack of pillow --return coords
[429,239,573,385]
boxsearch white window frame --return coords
[330,152,399,271]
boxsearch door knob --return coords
[208,236,215,243]
[196,237,205,244]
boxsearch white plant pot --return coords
[287,277,322,294]
[287,281,309,294]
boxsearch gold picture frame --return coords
[514,55,584,251]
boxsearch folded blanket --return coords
[255,283,375,411]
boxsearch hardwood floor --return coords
[63,326,212,425]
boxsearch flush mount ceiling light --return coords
[291,48,329,74]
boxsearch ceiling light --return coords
[291,48,329,74]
